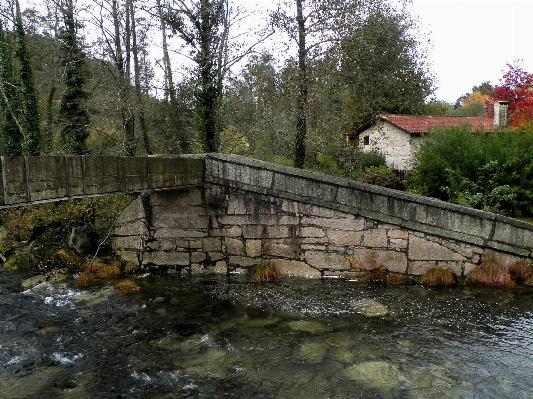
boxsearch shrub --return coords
[420,267,456,288]
[407,124,533,217]
[358,166,404,190]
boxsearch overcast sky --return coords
[411,0,533,103]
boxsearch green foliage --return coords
[58,4,90,155]
[407,125,533,216]
[0,194,134,249]
[358,166,404,190]
[0,21,23,156]
[15,14,41,155]
[3,248,35,270]
[309,134,387,180]
[340,10,434,127]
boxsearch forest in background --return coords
[0,0,436,173]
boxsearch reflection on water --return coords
[1,269,533,398]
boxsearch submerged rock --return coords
[350,299,389,317]
[297,342,327,363]
[343,361,405,390]
[21,275,46,289]
[289,320,333,334]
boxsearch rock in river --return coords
[350,299,389,317]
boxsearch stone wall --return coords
[112,154,533,279]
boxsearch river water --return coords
[1,269,533,398]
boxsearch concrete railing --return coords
[0,155,204,208]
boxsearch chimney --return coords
[493,101,508,127]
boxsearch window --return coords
[363,135,370,146]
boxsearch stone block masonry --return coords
[112,154,533,279]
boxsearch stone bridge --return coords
[2,154,533,279]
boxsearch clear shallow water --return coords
[1,270,533,398]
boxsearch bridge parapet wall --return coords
[112,154,533,279]
[0,155,204,207]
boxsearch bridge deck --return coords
[0,155,204,208]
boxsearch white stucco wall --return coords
[358,120,419,170]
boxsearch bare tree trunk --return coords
[130,1,152,154]
[111,0,135,156]
[294,0,307,169]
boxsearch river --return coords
[1,269,533,398]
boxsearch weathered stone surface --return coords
[363,229,388,248]
[158,239,175,251]
[305,251,351,270]
[350,249,407,273]
[143,251,189,266]
[264,241,300,258]
[301,217,365,231]
[408,261,437,276]
[115,250,139,264]
[113,222,149,237]
[328,230,362,246]
[154,229,208,239]
[203,237,222,252]
[111,236,143,250]
[389,238,408,250]
[208,252,225,261]
[298,227,325,238]
[275,259,321,278]
[388,229,408,239]
[245,240,262,257]
[116,197,146,224]
[242,225,292,239]
[409,235,466,261]
[224,237,245,256]
[228,256,258,267]
[190,252,206,263]
[212,226,242,237]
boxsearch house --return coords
[346,101,508,170]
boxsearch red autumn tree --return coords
[487,61,533,126]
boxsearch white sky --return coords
[411,0,533,103]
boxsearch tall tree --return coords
[339,9,434,129]
[155,0,190,153]
[272,0,377,168]
[488,61,533,127]
[14,1,41,155]
[164,0,272,153]
[57,0,90,155]
[129,0,152,154]
[0,19,24,156]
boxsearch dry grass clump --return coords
[74,260,126,285]
[465,257,515,288]
[509,260,533,284]
[420,267,456,288]
[249,263,280,282]
[115,279,140,294]
[56,249,83,268]
[386,273,406,285]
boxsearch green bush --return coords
[407,125,533,216]
[358,166,404,190]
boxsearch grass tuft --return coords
[420,267,456,288]
[466,257,515,288]
[249,263,280,282]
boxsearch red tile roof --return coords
[376,114,494,134]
